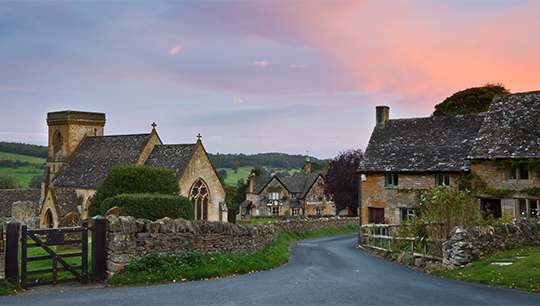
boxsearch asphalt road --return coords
[3,232,540,305]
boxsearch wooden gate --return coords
[20,220,88,288]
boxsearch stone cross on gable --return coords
[151,122,157,130]
[197,133,202,141]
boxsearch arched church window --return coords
[44,209,54,228]
[190,179,209,220]
[53,130,63,157]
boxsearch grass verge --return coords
[106,224,358,286]
[429,245,540,292]
[236,218,281,226]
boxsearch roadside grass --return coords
[430,245,540,292]
[236,218,281,226]
[0,166,44,188]
[105,224,358,286]
[0,152,46,164]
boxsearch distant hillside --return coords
[0,142,48,158]
[208,152,325,170]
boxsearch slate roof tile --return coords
[0,189,41,217]
[144,144,196,178]
[53,134,152,189]
[359,114,484,173]
[469,91,540,159]
[51,189,80,217]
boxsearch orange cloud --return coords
[169,45,183,55]
[290,64,306,68]
[232,97,243,104]
[252,60,270,67]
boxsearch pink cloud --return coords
[290,64,306,68]
[232,97,243,104]
[169,45,183,55]
[252,60,270,67]
[0,86,36,93]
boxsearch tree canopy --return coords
[88,165,180,217]
[323,149,364,216]
[433,83,510,116]
[0,174,23,189]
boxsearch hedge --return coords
[101,194,194,221]
[89,165,180,217]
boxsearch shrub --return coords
[88,165,180,217]
[0,174,23,189]
[100,194,194,221]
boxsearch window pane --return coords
[508,167,517,180]
[530,200,538,217]
[520,166,529,180]
[518,199,527,216]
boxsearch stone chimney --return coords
[249,173,256,193]
[376,106,389,126]
[305,156,311,175]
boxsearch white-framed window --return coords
[517,199,538,218]
[386,173,398,187]
[436,173,450,187]
[315,208,324,215]
[400,208,417,221]
[310,194,316,201]
[256,197,259,204]
[291,208,301,216]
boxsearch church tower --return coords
[46,111,106,175]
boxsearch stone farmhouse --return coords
[358,106,484,224]
[358,91,540,224]
[1,110,227,228]
[242,158,335,217]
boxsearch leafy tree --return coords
[28,175,42,189]
[88,165,180,217]
[323,149,364,216]
[433,83,510,116]
[218,169,228,179]
[0,174,23,189]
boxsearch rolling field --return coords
[0,151,46,188]
[217,167,300,186]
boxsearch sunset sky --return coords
[1,1,539,159]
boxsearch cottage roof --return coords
[359,114,484,173]
[53,134,152,189]
[469,92,540,160]
[51,189,80,217]
[0,189,41,218]
[250,173,322,200]
[144,144,197,178]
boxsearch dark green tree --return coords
[88,165,180,217]
[433,83,510,116]
[0,174,23,189]
[28,175,42,189]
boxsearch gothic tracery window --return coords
[190,179,209,220]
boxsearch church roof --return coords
[359,113,484,173]
[144,144,197,178]
[51,189,80,217]
[53,134,153,189]
[0,189,41,218]
[469,91,540,160]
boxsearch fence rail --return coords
[360,223,443,260]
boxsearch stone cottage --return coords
[34,110,226,228]
[242,157,335,217]
[468,91,540,219]
[357,106,484,224]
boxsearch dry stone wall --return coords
[443,219,540,267]
[106,216,357,274]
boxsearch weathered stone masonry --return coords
[106,216,358,274]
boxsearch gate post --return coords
[5,220,21,285]
[92,216,107,282]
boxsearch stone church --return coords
[35,110,227,227]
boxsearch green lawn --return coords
[430,245,540,292]
[218,167,300,186]
[0,166,44,188]
[236,218,281,226]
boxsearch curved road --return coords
[3,232,540,305]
